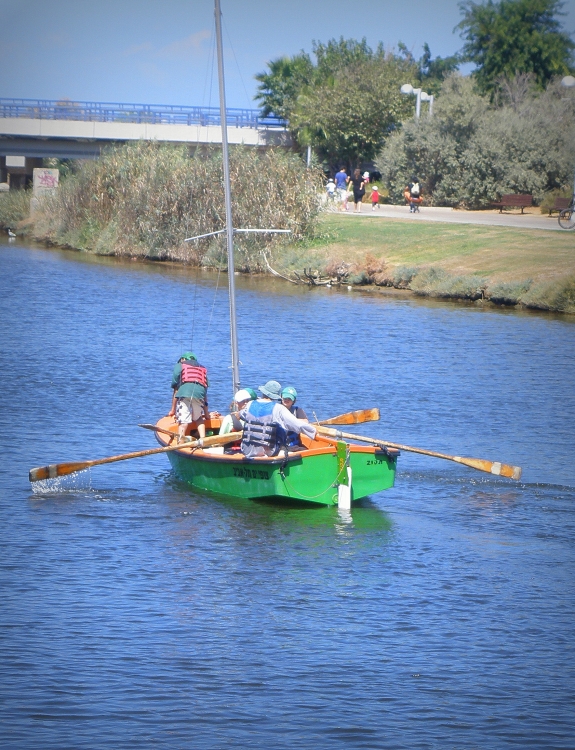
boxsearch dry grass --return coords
[303,214,575,283]
[277,213,575,313]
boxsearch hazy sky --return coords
[1,0,574,110]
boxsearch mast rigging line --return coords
[184,228,291,242]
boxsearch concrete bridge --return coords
[0,98,290,187]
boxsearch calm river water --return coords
[1,242,574,749]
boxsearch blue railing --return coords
[0,97,286,130]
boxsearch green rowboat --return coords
[155,0,399,506]
[155,417,397,505]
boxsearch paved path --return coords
[332,204,566,232]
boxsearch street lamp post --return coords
[420,91,434,116]
[561,75,575,197]
[400,84,433,118]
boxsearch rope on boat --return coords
[198,265,222,363]
[280,465,340,502]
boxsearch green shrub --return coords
[487,279,532,305]
[410,267,486,299]
[520,275,575,314]
[0,189,31,229]
[348,270,371,285]
[392,265,418,287]
[377,74,575,208]
[539,189,571,214]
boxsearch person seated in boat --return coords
[239,380,316,458]
[219,388,256,453]
[280,386,309,452]
[168,351,209,443]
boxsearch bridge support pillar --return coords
[0,155,42,189]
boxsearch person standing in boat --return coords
[168,352,209,443]
[240,380,316,458]
[280,386,309,452]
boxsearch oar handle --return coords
[316,427,522,480]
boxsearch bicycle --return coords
[558,194,575,229]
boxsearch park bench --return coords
[548,197,570,215]
[491,194,533,214]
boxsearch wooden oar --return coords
[316,426,522,480]
[318,408,380,425]
[29,432,243,483]
[138,423,179,439]
[138,408,379,437]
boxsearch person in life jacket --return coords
[219,388,256,451]
[280,386,309,452]
[239,380,317,458]
[168,351,209,443]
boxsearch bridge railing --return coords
[0,98,286,130]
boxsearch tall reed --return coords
[34,141,323,270]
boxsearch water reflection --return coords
[2,243,575,750]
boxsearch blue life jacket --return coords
[241,401,285,455]
[285,405,300,447]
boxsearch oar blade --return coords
[320,408,380,425]
[29,432,244,484]
[495,462,522,480]
[29,461,91,483]
[453,456,522,480]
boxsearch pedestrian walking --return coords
[349,169,366,213]
[334,167,349,211]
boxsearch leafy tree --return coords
[291,56,414,168]
[254,54,314,120]
[419,43,461,95]
[457,0,575,95]
[313,37,375,79]
[376,73,575,207]
[255,38,417,168]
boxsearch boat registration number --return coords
[233,467,271,480]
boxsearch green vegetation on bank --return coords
[377,74,575,208]
[2,144,573,314]
[26,142,322,271]
[0,188,32,229]
[275,214,575,314]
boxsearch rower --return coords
[239,380,316,458]
[280,386,309,452]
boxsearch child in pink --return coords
[371,185,380,211]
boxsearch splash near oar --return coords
[29,433,243,483]
[316,427,522,480]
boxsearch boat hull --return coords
[157,418,397,505]
[166,448,396,505]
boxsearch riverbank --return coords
[277,213,575,314]
[6,202,575,315]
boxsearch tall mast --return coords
[214,0,240,395]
